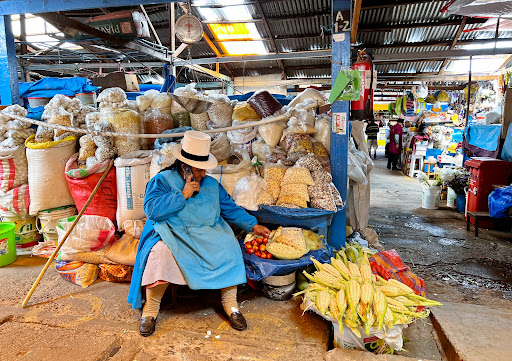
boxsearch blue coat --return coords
[127,169,257,309]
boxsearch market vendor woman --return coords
[127,130,270,337]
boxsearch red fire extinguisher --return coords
[351,50,374,120]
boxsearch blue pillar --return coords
[0,15,18,105]
[329,0,351,249]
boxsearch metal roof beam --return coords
[378,73,500,81]
[373,47,512,62]
[357,38,512,50]
[361,0,444,10]
[439,16,467,74]
[172,50,331,65]
[359,18,486,32]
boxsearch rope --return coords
[2,109,297,139]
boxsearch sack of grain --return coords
[0,144,28,192]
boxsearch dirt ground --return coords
[0,151,511,360]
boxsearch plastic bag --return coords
[150,149,176,178]
[93,121,116,161]
[151,93,173,115]
[207,151,252,195]
[172,112,191,128]
[266,147,288,164]
[232,174,266,211]
[282,166,314,186]
[329,69,361,102]
[296,154,323,172]
[210,133,232,162]
[97,87,127,104]
[144,107,173,136]
[288,138,314,163]
[308,185,336,211]
[489,186,512,218]
[207,94,233,128]
[58,215,116,257]
[78,134,96,161]
[227,120,258,156]
[48,107,72,137]
[56,261,99,288]
[65,154,117,222]
[190,112,209,130]
[436,90,449,102]
[282,133,311,152]
[122,219,145,238]
[0,144,28,192]
[288,88,326,109]
[248,91,282,118]
[0,184,30,218]
[136,89,159,112]
[103,108,141,156]
[314,114,330,154]
[258,121,286,147]
[85,112,100,130]
[232,102,261,122]
[34,125,54,143]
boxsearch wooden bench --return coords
[466,210,512,237]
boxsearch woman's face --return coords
[190,166,206,182]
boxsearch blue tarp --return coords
[464,124,501,152]
[228,92,292,106]
[27,106,44,120]
[139,84,162,92]
[19,77,97,100]
[242,239,335,281]
[502,123,512,162]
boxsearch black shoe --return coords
[373,154,376,159]
[392,167,400,171]
[227,311,247,331]
[139,316,156,337]
[387,166,391,169]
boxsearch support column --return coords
[0,15,18,105]
[329,0,351,249]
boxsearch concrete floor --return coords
[0,151,511,360]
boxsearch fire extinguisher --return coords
[351,50,374,120]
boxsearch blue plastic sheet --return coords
[501,123,512,162]
[241,239,335,281]
[228,91,292,106]
[26,106,44,120]
[19,77,97,100]
[489,185,512,218]
[160,65,176,93]
[153,127,193,150]
[464,124,501,152]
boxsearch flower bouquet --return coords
[444,168,469,195]
[416,170,442,187]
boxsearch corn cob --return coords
[293,283,327,297]
[357,302,367,323]
[303,270,343,290]
[346,279,361,320]
[360,282,374,310]
[384,307,395,329]
[394,295,442,307]
[360,263,373,284]
[345,246,359,263]
[386,297,410,312]
[347,262,362,283]
[371,273,377,284]
[364,309,375,336]
[373,289,387,331]
[329,294,340,320]
[311,257,342,279]
[378,285,411,297]
[330,257,350,280]
[343,311,361,338]
[316,289,330,315]
[336,289,347,316]
[387,279,415,293]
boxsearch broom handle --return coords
[22,159,115,308]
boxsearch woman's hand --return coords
[252,224,270,237]
[182,175,200,199]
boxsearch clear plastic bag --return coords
[0,105,29,129]
[279,183,309,201]
[317,156,331,173]
[79,134,97,161]
[97,87,127,103]
[314,114,331,154]
[276,196,307,208]
[257,188,275,206]
[207,94,233,128]
[172,112,191,128]
[85,112,100,130]
[248,90,282,118]
[151,93,173,115]
[313,141,329,158]
[311,169,332,184]
[258,121,286,147]
[210,133,232,162]
[48,107,72,137]
[308,185,336,211]
[263,163,287,199]
[136,89,159,112]
[232,102,261,122]
[104,108,141,156]
[266,147,288,164]
[282,133,311,152]
[232,174,266,211]
[295,154,323,172]
[73,106,96,127]
[288,88,326,108]
[288,138,314,163]
[190,112,209,130]
[282,166,314,186]
[58,215,116,256]
[144,107,173,135]
[34,125,54,143]
[93,121,116,161]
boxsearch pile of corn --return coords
[295,251,441,338]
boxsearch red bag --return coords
[369,249,426,297]
[65,167,117,223]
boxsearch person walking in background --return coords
[365,118,380,159]
[387,119,403,170]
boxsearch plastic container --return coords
[76,92,96,106]
[261,271,296,301]
[27,97,50,108]
[456,194,466,213]
[421,185,440,209]
[0,222,16,266]
[0,213,41,255]
[447,187,457,209]
[37,206,77,245]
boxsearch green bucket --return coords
[0,222,16,267]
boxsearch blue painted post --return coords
[0,15,18,105]
[329,0,351,249]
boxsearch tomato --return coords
[263,237,268,243]
[257,238,263,245]
[259,244,266,252]
[247,248,254,254]
[251,240,259,247]
[252,244,259,251]
[261,251,267,258]
[254,251,261,258]
[266,253,273,259]
[244,243,252,249]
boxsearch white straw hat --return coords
[170,130,218,170]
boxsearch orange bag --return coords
[369,249,426,297]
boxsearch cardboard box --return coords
[90,72,139,92]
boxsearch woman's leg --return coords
[221,285,247,331]
[140,282,169,337]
